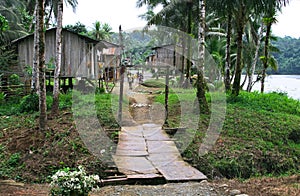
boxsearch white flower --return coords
[100,149,106,154]
[50,166,102,194]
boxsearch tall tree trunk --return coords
[38,0,47,130]
[197,0,208,114]
[247,23,264,92]
[240,72,247,88]
[224,13,232,91]
[51,0,63,116]
[261,22,272,93]
[184,1,193,88]
[180,37,185,85]
[31,3,39,92]
[232,4,246,96]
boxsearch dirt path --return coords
[113,85,207,181]
[122,85,165,126]
[2,175,299,196]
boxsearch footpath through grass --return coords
[0,89,299,183]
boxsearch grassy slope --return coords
[0,92,119,182]
[0,90,299,182]
[155,91,300,179]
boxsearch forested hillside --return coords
[273,36,300,74]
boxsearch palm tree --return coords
[207,0,235,92]
[51,0,63,116]
[246,18,264,92]
[231,0,289,96]
[91,21,113,41]
[136,0,170,24]
[231,1,247,96]
[224,12,233,91]
[37,0,47,131]
[31,2,39,92]
[44,0,78,27]
[137,0,209,113]
[0,14,9,43]
[197,0,209,114]
[260,0,289,93]
[260,13,277,93]
[0,0,28,42]
[48,0,77,115]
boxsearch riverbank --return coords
[243,75,300,100]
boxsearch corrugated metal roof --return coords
[11,27,99,44]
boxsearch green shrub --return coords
[46,94,53,110]
[59,92,72,109]
[95,87,105,94]
[288,130,300,144]
[9,74,21,85]
[0,149,22,179]
[19,93,39,113]
[0,92,6,104]
[7,153,20,167]
[142,79,166,88]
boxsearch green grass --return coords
[142,79,167,88]
[95,93,120,129]
[155,90,300,179]
[1,89,299,181]
[0,90,110,182]
[0,144,24,180]
[227,91,300,115]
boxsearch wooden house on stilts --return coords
[12,28,120,92]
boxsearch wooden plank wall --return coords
[16,29,98,80]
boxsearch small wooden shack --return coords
[146,44,186,72]
[97,40,121,81]
[12,28,100,90]
[14,31,122,84]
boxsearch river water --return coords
[243,75,300,100]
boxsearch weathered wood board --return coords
[113,124,207,181]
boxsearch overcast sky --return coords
[63,0,147,32]
[272,0,300,38]
[63,0,300,38]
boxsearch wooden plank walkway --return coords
[113,124,207,181]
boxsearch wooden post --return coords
[165,66,169,125]
[118,25,124,125]
[69,77,73,89]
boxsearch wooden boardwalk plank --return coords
[155,161,207,181]
[113,156,159,176]
[115,149,148,156]
[143,127,172,141]
[117,139,147,151]
[114,124,207,181]
[147,140,180,154]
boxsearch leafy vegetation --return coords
[0,91,110,182]
[0,85,299,184]
[0,1,299,193]
[0,90,125,182]
[155,90,300,179]
[272,36,300,74]
[19,93,39,113]
[0,145,24,180]
[49,165,101,196]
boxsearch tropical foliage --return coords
[137,0,290,96]
[272,36,300,74]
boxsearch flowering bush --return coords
[50,165,101,196]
